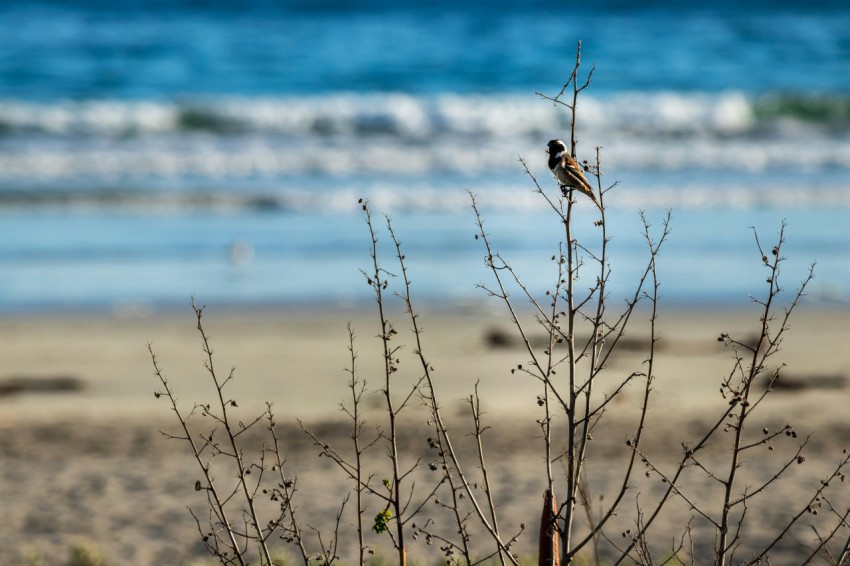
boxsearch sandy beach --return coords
[3,0,850,564]
[1,304,849,563]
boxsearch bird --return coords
[547,139,601,210]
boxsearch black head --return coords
[547,139,567,154]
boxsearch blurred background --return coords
[1,0,849,312]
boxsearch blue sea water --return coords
[1,0,849,312]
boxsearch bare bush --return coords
[151,41,849,566]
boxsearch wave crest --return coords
[1,91,846,140]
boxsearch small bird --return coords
[547,139,601,210]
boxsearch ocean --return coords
[1,0,849,312]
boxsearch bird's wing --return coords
[561,156,594,193]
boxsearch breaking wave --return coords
[0,91,848,212]
[1,91,848,139]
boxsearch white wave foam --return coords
[0,91,820,140]
[0,132,847,183]
[579,91,756,136]
[0,100,176,136]
[0,93,846,209]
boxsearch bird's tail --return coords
[575,184,602,211]
[585,187,602,211]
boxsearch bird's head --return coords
[547,139,567,155]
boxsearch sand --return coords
[1,304,849,564]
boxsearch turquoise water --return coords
[1,1,849,311]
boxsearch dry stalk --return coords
[150,299,310,565]
[614,224,828,565]
[387,214,522,564]
[478,41,672,565]
[539,489,560,566]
